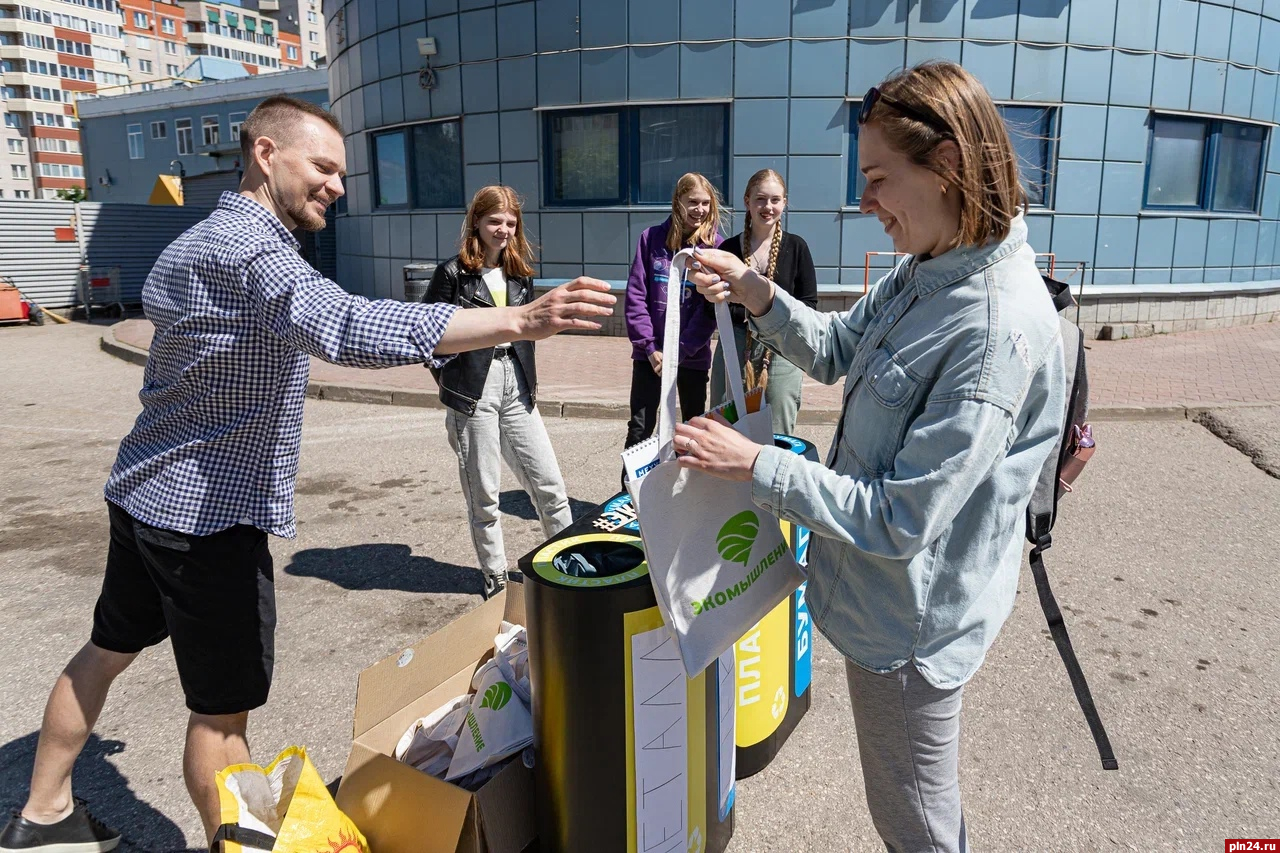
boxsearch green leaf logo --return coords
[480,681,512,712]
[716,511,759,566]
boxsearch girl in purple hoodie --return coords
[623,172,724,463]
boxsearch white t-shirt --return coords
[480,266,507,307]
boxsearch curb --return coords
[99,327,1272,423]
[99,326,150,367]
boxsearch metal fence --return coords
[0,201,208,309]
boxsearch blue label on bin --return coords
[795,525,810,567]
[794,582,812,697]
[774,434,807,453]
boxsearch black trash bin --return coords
[403,262,437,302]
[518,495,735,853]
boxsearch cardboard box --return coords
[336,581,535,853]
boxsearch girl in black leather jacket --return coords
[423,186,573,600]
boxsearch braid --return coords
[767,221,782,280]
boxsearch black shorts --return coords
[91,501,276,716]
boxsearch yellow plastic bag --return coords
[213,746,369,852]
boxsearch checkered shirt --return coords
[104,192,457,538]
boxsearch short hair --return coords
[866,60,1025,249]
[239,95,344,163]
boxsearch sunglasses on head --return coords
[859,86,952,137]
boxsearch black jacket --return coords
[720,231,819,324]
[422,256,537,416]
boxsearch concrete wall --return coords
[324,0,1280,325]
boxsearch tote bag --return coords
[621,248,804,677]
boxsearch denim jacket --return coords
[749,216,1066,689]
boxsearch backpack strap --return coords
[1029,543,1119,771]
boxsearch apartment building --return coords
[180,1,281,74]
[117,0,188,89]
[0,0,326,199]
[0,0,128,198]
[270,0,322,67]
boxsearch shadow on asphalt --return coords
[0,731,197,852]
[499,491,598,522]
[284,543,479,595]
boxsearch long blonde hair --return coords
[741,169,784,281]
[458,185,536,278]
[666,172,723,253]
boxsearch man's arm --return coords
[242,244,613,365]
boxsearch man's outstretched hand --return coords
[517,278,616,340]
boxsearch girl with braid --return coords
[710,169,818,434]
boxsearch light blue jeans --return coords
[446,355,573,577]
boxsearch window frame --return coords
[175,117,193,155]
[370,118,465,211]
[541,103,730,208]
[201,114,220,147]
[1142,113,1270,215]
[228,111,246,142]
[846,100,1059,208]
[127,122,144,159]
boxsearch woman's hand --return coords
[687,247,776,317]
[648,351,663,376]
[673,416,763,483]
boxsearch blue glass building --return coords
[324,0,1280,336]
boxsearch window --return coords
[229,111,246,141]
[372,120,464,209]
[127,122,144,158]
[3,113,20,129]
[161,17,175,34]
[309,31,318,42]
[1145,115,1267,213]
[138,59,153,73]
[134,35,151,50]
[12,164,28,179]
[202,115,220,146]
[544,104,728,206]
[307,10,318,23]
[286,45,298,60]
[14,189,30,198]
[999,105,1055,207]
[7,138,24,154]
[166,64,180,76]
[163,40,177,55]
[176,117,193,154]
[133,11,148,28]
[0,190,4,199]
[38,163,84,178]
[847,102,1058,206]
[310,51,320,62]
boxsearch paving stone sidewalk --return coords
[106,317,1280,420]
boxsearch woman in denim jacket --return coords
[679,61,1067,852]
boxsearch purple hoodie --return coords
[625,217,723,370]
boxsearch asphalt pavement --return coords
[1,322,1277,851]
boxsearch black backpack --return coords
[1025,276,1118,771]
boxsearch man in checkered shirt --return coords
[0,96,613,853]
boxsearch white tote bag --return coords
[621,248,804,677]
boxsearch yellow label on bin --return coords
[734,596,790,748]
[624,607,705,853]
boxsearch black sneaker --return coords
[481,572,506,601]
[0,800,120,852]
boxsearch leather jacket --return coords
[422,256,537,416]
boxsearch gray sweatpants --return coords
[846,661,969,853]
[446,355,573,577]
